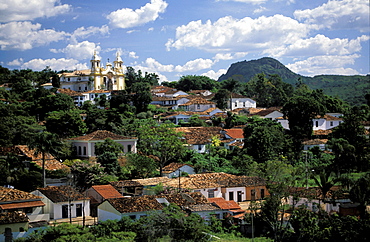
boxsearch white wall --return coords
[224,187,246,202]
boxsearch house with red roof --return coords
[32,186,90,221]
[208,197,245,220]
[222,128,245,150]
[0,187,48,233]
[68,130,138,157]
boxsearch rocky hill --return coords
[218,57,369,106]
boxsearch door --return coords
[229,191,234,201]
[76,204,82,217]
[237,191,242,202]
[62,205,68,218]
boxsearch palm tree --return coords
[28,131,62,187]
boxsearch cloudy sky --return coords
[0,0,369,82]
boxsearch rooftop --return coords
[69,130,137,141]
[36,186,88,203]
[91,185,123,200]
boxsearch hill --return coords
[218,57,370,106]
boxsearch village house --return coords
[302,139,329,151]
[0,187,48,234]
[132,177,172,195]
[160,108,224,125]
[110,180,144,197]
[276,113,343,131]
[68,130,138,157]
[228,93,256,111]
[222,128,245,150]
[32,186,90,221]
[98,192,223,222]
[86,184,124,217]
[162,162,195,178]
[208,197,246,220]
[175,126,223,153]
[178,97,217,112]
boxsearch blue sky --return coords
[0,0,369,82]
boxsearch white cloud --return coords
[253,6,267,14]
[266,34,370,57]
[294,0,370,32]
[201,69,227,80]
[71,25,109,42]
[174,58,214,72]
[0,21,66,50]
[145,57,174,72]
[50,41,101,60]
[107,0,168,29]
[286,54,361,76]
[166,15,309,52]
[215,0,267,4]
[0,0,71,23]
[21,58,88,71]
[128,51,139,59]
[7,58,23,66]
[213,52,248,61]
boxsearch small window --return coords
[79,87,81,91]
[315,121,319,127]
[261,189,265,199]
[330,121,333,126]
[78,146,82,155]
[129,215,136,220]
[198,145,202,151]
[251,189,256,201]
[208,189,215,198]
[127,145,132,153]
[197,104,200,109]
[83,147,86,156]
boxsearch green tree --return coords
[176,75,219,91]
[350,173,370,218]
[95,138,124,176]
[212,89,230,110]
[45,109,87,138]
[28,131,63,187]
[137,123,186,176]
[243,117,291,163]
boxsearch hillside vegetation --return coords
[218,57,370,106]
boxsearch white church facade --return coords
[59,51,125,92]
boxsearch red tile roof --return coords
[91,185,123,199]
[107,195,163,213]
[179,97,215,106]
[208,197,241,210]
[0,201,45,210]
[224,129,244,139]
[175,127,223,145]
[69,130,137,141]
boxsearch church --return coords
[59,51,126,92]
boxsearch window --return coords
[79,87,81,91]
[197,104,200,109]
[127,145,132,153]
[208,189,215,198]
[315,121,319,127]
[330,121,333,126]
[129,215,136,220]
[83,147,86,156]
[229,191,234,201]
[78,146,82,155]
[261,189,265,199]
[251,189,256,201]
[198,145,202,151]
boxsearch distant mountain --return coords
[218,57,370,106]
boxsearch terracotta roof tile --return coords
[57,89,81,96]
[175,127,223,145]
[0,201,45,210]
[107,195,163,213]
[60,70,91,77]
[187,203,220,212]
[0,187,42,202]
[132,177,171,186]
[110,180,143,188]
[69,130,137,141]
[224,129,244,139]
[162,163,193,173]
[36,186,89,203]
[313,129,332,136]
[0,211,28,224]
[179,97,215,106]
[0,145,68,171]
[91,185,123,199]
[314,114,342,121]
[208,197,241,210]
[302,139,328,145]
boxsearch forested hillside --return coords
[218,57,370,106]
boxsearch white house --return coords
[68,130,138,157]
[32,186,90,220]
[178,97,216,112]
[312,114,343,131]
[0,187,48,226]
[162,163,195,178]
[98,196,163,221]
[228,93,256,110]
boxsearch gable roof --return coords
[302,139,328,145]
[0,145,68,171]
[252,107,282,117]
[69,130,137,141]
[208,197,241,210]
[36,186,88,203]
[162,163,193,173]
[179,97,215,106]
[0,187,45,210]
[132,177,171,186]
[175,127,223,145]
[106,195,163,213]
[157,192,208,206]
[224,129,244,139]
[91,185,123,200]
[57,88,81,96]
